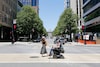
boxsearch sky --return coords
[39,0,64,32]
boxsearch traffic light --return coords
[82,25,85,31]
[13,24,17,30]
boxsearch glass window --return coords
[66,0,70,8]
[83,0,100,13]
[19,0,39,6]
[0,13,2,20]
[2,5,4,11]
[84,8,100,22]
[32,0,37,6]
[83,0,88,4]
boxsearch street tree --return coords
[53,8,78,39]
[16,6,47,37]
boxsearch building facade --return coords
[83,0,100,32]
[19,0,39,14]
[64,0,70,9]
[83,0,100,44]
[0,0,18,41]
[64,0,83,33]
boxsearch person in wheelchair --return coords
[49,40,64,58]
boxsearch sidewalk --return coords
[0,41,100,46]
[0,53,100,63]
[0,42,36,46]
[0,42,11,46]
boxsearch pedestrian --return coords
[40,36,48,57]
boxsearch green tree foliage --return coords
[53,8,78,36]
[16,6,47,36]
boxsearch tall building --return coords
[83,0,100,44]
[0,0,18,41]
[19,0,39,14]
[83,0,100,32]
[64,0,83,32]
[64,0,70,9]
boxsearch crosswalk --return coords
[0,54,100,63]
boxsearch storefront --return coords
[78,34,96,45]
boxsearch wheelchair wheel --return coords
[53,55,57,59]
[60,55,64,59]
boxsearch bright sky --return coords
[39,0,64,32]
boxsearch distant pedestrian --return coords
[40,36,48,57]
[93,33,97,41]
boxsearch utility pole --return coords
[11,20,16,44]
[84,25,86,45]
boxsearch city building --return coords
[64,0,83,33]
[19,0,39,14]
[47,29,53,39]
[64,0,70,9]
[83,0,100,32]
[83,0,100,44]
[0,0,18,41]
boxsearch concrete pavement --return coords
[0,53,100,63]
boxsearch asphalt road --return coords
[64,45,100,54]
[0,39,100,67]
[0,41,100,54]
[0,63,100,67]
[0,43,41,53]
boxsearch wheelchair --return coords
[52,47,64,59]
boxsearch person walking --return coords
[40,37,48,57]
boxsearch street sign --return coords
[13,19,16,24]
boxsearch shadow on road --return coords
[30,56,39,58]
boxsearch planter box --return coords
[96,39,100,44]
[78,39,96,45]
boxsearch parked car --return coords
[60,38,65,45]
[33,38,41,42]
[18,37,29,42]
[54,37,60,44]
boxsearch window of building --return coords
[84,8,100,22]
[83,0,88,4]
[80,21,82,26]
[19,0,39,6]
[66,0,70,8]
[0,13,2,21]
[2,5,4,11]
[83,0,100,13]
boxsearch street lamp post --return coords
[84,25,86,45]
[82,25,86,45]
[83,17,87,45]
[9,9,15,44]
[11,24,15,44]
